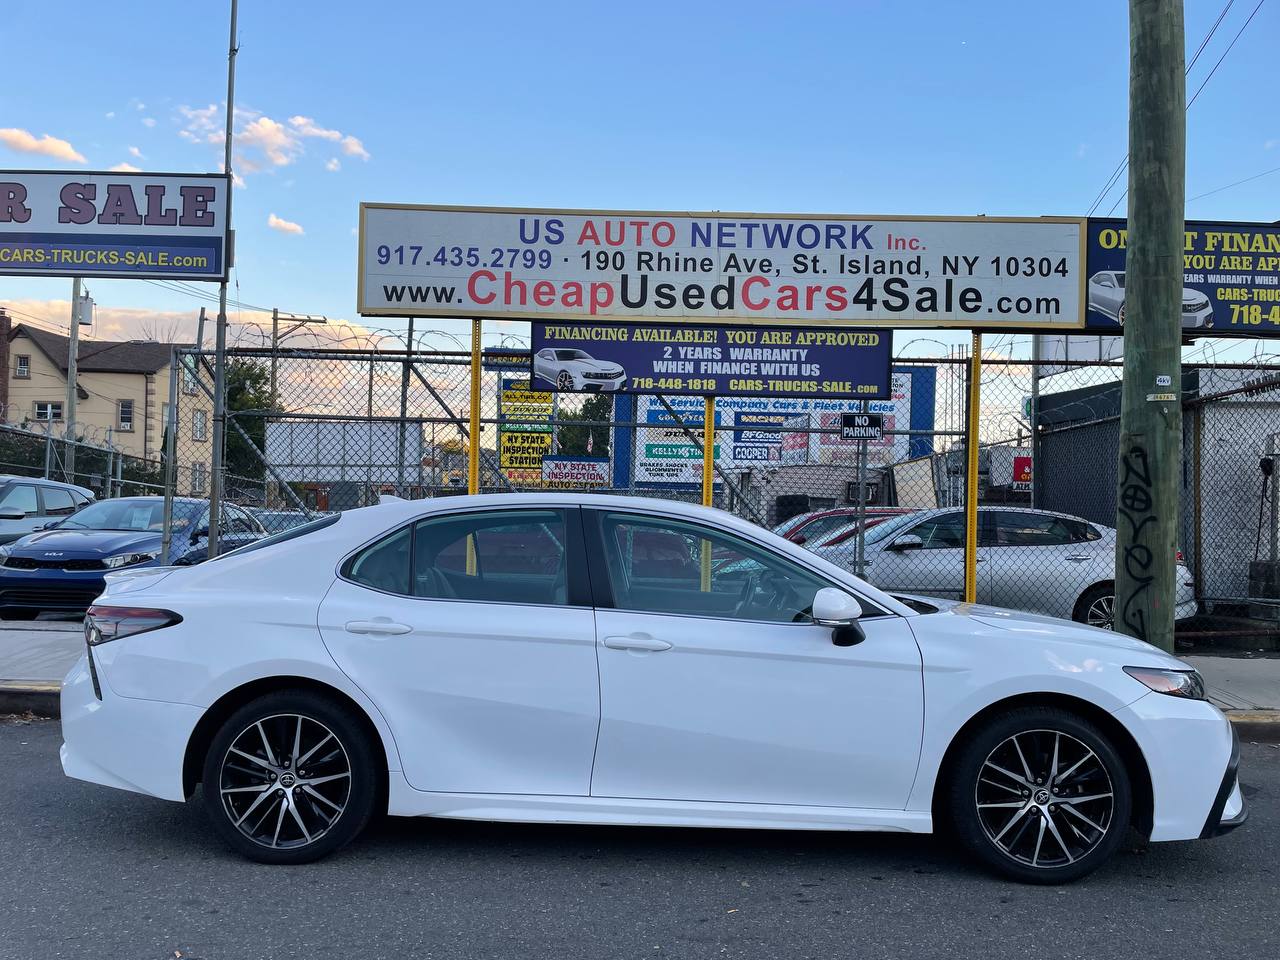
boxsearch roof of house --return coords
[9,324,192,376]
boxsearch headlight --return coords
[1123,666,1206,700]
[104,551,159,569]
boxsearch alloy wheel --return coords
[1085,594,1115,629]
[557,371,574,390]
[218,713,352,850]
[975,729,1115,869]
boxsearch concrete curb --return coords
[1226,710,1280,743]
[0,681,59,719]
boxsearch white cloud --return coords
[325,157,341,172]
[128,145,143,159]
[141,117,156,128]
[179,103,220,133]
[240,117,302,166]
[105,111,116,120]
[0,127,87,163]
[135,102,146,111]
[109,162,142,172]
[289,116,342,141]
[340,135,370,160]
[267,212,304,235]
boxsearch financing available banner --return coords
[530,321,891,399]
[359,204,1085,330]
[0,170,230,280]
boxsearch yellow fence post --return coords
[701,395,715,591]
[468,317,481,495]
[963,332,982,603]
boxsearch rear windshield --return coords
[211,513,340,561]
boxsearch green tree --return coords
[225,360,273,483]
[555,393,612,457]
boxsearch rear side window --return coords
[41,488,77,516]
[345,526,411,594]
[414,509,569,606]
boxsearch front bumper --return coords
[59,651,201,802]
[1201,724,1247,838]
[0,568,108,611]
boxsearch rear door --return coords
[984,510,1106,618]
[317,506,600,796]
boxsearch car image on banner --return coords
[1086,270,1213,330]
[533,348,627,392]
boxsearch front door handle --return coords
[345,618,413,636]
[603,635,672,652]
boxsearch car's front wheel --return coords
[557,370,575,390]
[201,690,378,864]
[947,707,1132,883]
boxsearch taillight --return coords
[85,605,183,645]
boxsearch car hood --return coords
[1182,289,1207,303]
[572,358,623,373]
[899,595,1188,669]
[8,528,163,557]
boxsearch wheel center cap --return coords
[279,772,297,788]
[1034,788,1050,805]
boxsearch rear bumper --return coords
[1201,725,1247,838]
[59,652,200,802]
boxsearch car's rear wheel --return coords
[947,707,1132,883]
[201,690,377,864]
[1073,583,1115,630]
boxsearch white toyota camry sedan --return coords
[61,494,1245,883]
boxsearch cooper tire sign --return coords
[359,204,1086,330]
[0,170,230,280]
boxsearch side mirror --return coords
[793,534,807,545]
[887,534,924,552]
[190,526,209,541]
[812,587,863,626]
[0,507,26,521]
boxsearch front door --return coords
[584,509,924,810]
[870,510,988,602]
[318,506,600,796]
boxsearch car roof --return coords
[0,474,94,497]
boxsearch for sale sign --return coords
[359,204,1085,330]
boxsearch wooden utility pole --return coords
[1114,0,1185,651]
[64,278,82,485]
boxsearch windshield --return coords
[555,349,590,360]
[58,499,194,532]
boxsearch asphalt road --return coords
[1,718,1276,960]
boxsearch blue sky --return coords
[1,0,1276,353]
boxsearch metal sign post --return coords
[964,332,983,603]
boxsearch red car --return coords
[773,507,917,546]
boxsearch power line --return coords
[1188,163,1280,203]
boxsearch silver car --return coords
[808,506,1197,627]
[0,475,94,545]
[533,348,627,392]
[1088,270,1213,329]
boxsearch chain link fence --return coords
[0,420,163,499]
[164,344,1280,623]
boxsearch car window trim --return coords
[581,506,894,622]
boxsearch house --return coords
[0,310,214,495]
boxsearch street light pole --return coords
[208,0,238,559]
[1113,0,1185,650]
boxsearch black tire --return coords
[946,706,1132,884]
[201,689,378,864]
[1073,583,1115,630]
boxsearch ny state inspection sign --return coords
[358,204,1086,330]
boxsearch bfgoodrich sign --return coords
[359,204,1086,331]
[0,170,230,280]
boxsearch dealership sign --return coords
[1084,218,1280,338]
[530,321,891,399]
[359,204,1085,330]
[0,170,230,280]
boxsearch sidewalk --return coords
[1,621,1278,737]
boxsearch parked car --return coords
[251,509,314,534]
[772,506,916,546]
[533,348,627,392]
[808,506,1197,627]
[1088,270,1213,329]
[0,475,94,545]
[0,496,265,618]
[61,494,1242,882]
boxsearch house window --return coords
[181,360,198,395]
[14,355,30,379]
[193,409,208,442]
[33,401,63,422]
[162,403,173,433]
[192,462,208,494]
[118,399,135,432]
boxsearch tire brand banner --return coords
[359,204,1085,330]
[0,170,230,280]
[530,321,891,399]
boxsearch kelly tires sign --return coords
[359,204,1086,330]
[0,170,230,280]
[530,321,892,399]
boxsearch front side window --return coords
[0,483,39,518]
[904,512,966,549]
[591,511,834,623]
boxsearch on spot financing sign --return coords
[0,171,230,280]
[359,204,1086,330]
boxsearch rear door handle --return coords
[345,618,413,636]
[603,635,672,652]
